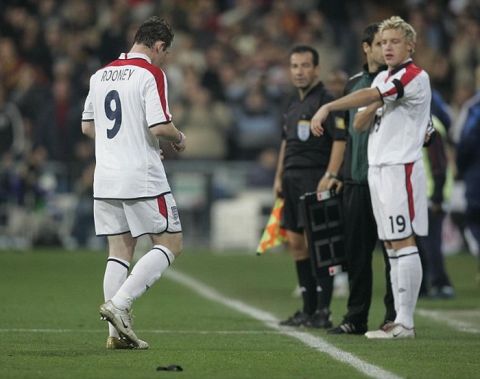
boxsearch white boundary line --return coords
[417,309,480,334]
[0,328,283,335]
[166,270,402,379]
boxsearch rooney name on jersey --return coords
[101,68,136,82]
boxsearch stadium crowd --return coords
[0,0,479,252]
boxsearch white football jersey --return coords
[82,52,172,199]
[368,60,432,166]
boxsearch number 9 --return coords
[104,90,122,139]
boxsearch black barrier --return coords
[300,190,347,278]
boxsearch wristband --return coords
[324,171,338,180]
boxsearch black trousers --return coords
[417,209,452,288]
[343,183,395,325]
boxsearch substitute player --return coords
[327,23,396,336]
[311,16,431,339]
[81,17,186,349]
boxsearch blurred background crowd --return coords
[0,0,479,254]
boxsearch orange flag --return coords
[256,198,287,255]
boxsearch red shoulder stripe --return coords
[104,58,170,122]
[399,63,422,87]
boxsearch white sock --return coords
[111,245,175,310]
[103,257,130,338]
[395,246,422,329]
[386,248,399,314]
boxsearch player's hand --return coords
[171,131,186,152]
[329,178,343,194]
[310,105,328,136]
[423,121,436,147]
[159,148,165,160]
[317,176,329,192]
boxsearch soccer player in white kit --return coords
[81,17,186,349]
[310,16,431,339]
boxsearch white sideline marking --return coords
[0,328,283,335]
[417,309,480,334]
[166,270,401,379]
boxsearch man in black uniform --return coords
[274,45,346,328]
[325,24,396,335]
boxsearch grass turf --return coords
[0,248,478,379]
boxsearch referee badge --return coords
[297,120,310,141]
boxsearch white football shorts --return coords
[368,160,428,241]
[94,192,182,237]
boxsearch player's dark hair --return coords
[362,23,380,46]
[134,16,174,49]
[289,45,319,66]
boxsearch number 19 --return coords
[389,215,406,234]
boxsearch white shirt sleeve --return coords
[144,71,172,127]
[82,77,95,121]
[376,77,402,105]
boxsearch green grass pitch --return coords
[0,248,479,379]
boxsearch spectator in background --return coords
[17,9,52,78]
[9,63,52,156]
[69,138,96,247]
[42,60,83,165]
[450,10,480,95]
[325,69,349,100]
[232,85,280,160]
[201,43,227,101]
[0,151,18,229]
[417,114,455,299]
[0,37,28,96]
[294,10,342,83]
[246,148,278,188]
[98,1,129,65]
[431,89,452,134]
[0,84,24,157]
[71,161,95,248]
[456,67,480,276]
[175,85,231,159]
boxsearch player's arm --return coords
[311,87,381,136]
[353,100,383,131]
[150,122,186,152]
[273,140,286,198]
[81,121,95,139]
[317,140,345,193]
[81,83,95,139]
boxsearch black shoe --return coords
[429,285,455,299]
[304,308,332,329]
[279,310,310,327]
[327,322,367,335]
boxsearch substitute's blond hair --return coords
[380,16,417,52]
